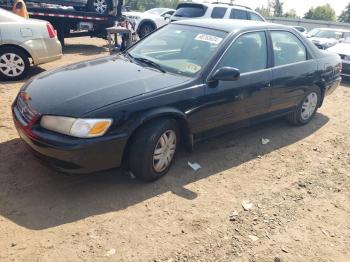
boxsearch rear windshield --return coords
[174,4,207,18]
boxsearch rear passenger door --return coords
[269,30,318,113]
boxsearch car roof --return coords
[184,2,253,11]
[173,18,285,33]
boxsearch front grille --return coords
[339,54,346,60]
[16,93,38,124]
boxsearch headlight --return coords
[40,116,112,138]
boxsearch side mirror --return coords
[208,67,240,83]
[164,14,171,20]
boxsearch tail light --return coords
[46,23,56,38]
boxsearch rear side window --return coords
[230,9,248,20]
[217,31,267,74]
[250,12,264,21]
[211,7,227,18]
[271,31,307,66]
[174,4,207,18]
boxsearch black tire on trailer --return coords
[87,0,111,14]
[128,118,180,182]
[286,87,321,126]
[0,46,30,81]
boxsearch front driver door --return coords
[194,31,272,132]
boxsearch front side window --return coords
[211,7,227,18]
[250,12,264,21]
[271,31,307,66]
[230,9,248,20]
[216,31,267,74]
[129,24,227,77]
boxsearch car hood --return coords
[309,37,338,45]
[22,56,190,117]
[327,43,350,56]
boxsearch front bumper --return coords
[12,106,128,174]
[341,61,350,77]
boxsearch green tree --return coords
[255,5,271,18]
[304,4,336,21]
[284,9,298,18]
[338,3,350,23]
[272,0,284,17]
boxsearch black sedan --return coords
[12,19,341,181]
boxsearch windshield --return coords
[314,30,344,39]
[145,8,169,15]
[128,24,227,77]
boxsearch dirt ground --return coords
[0,37,349,262]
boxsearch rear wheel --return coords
[87,0,110,14]
[138,22,156,38]
[286,87,321,125]
[128,118,179,181]
[0,47,30,81]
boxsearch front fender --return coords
[132,107,193,151]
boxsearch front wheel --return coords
[286,88,321,125]
[128,118,179,181]
[0,47,30,81]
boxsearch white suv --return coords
[171,2,265,22]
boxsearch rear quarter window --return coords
[250,12,264,21]
[211,7,227,18]
[174,4,207,18]
[230,9,248,20]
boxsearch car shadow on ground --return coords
[63,43,108,56]
[0,113,329,230]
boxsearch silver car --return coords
[0,8,62,80]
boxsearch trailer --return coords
[0,2,120,45]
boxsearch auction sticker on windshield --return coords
[195,34,223,45]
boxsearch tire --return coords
[286,87,321,125]
[87,0,110,14]
[0,47,30,81]
[128,118,179,182]
[138,22,156,38]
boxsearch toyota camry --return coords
[12,19,341,181]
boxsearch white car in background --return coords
[125,8,175,38]
[308,28,350,50]
[0,8,62,80]
[328,38,350,77]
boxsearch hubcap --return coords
[0,53,25,77]
[93,0,107,13]
[153,130,177,173]
[301,92,318,120]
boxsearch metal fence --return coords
[267,17,350,31]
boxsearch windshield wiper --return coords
[123,51,134,62]
[133,56,167,73]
